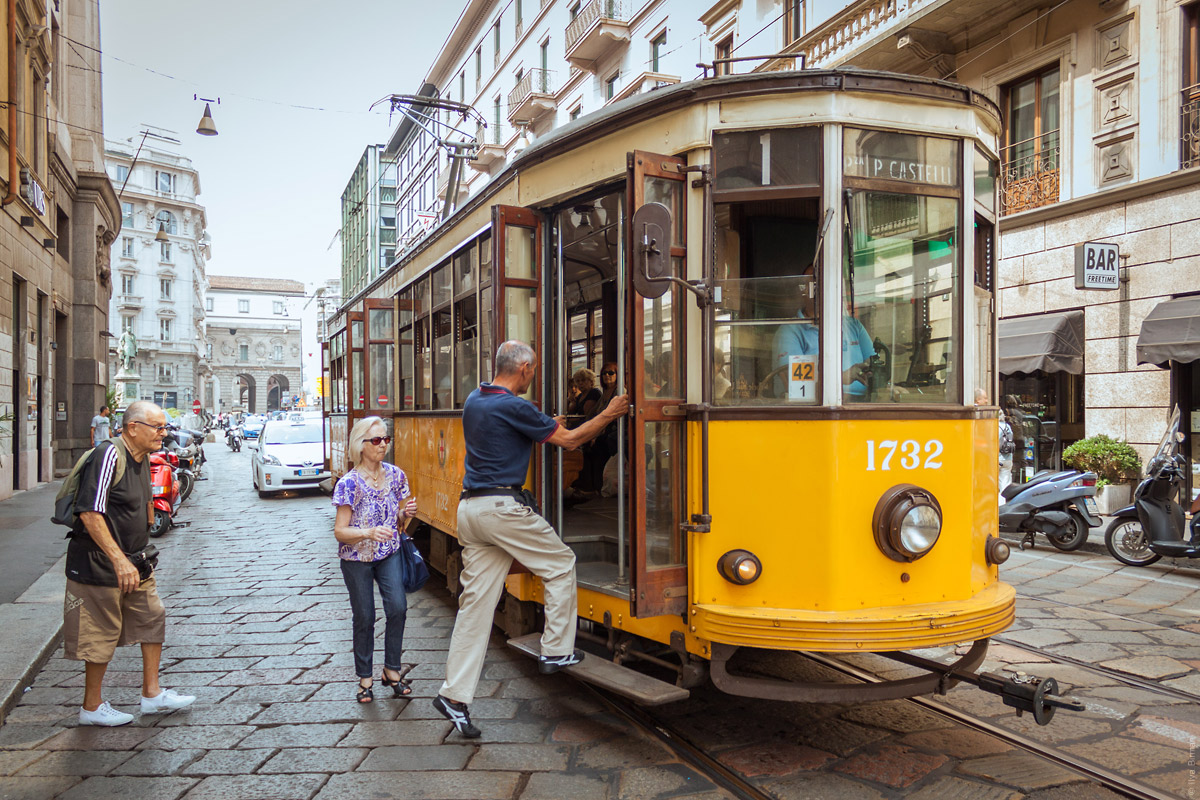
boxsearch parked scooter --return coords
[999,468,1101,551]
[1105,407,1200,567]
[148,450,182,537]
[226,425,242,453]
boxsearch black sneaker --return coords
[538,648,585,674]
[432,695,481,739]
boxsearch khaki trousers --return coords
[440,495,577,705]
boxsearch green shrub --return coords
[1062,435,1142,486]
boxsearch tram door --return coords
[628,151,688,618]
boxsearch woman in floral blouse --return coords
[333,416,418,703]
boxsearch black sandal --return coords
[381,667,413,697]
[356,678,374,703]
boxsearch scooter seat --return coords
[1000,483,1025,501]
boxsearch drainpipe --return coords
[2,0,17,206]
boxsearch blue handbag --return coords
[399,534,429,593]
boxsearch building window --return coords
[121,202,133,227]
[159,241,172,262]
[493,96,502,144]
[569,105,582,121]
[273,344,283,361]
[121,315,134,333]
[121,274,135,295]
[784,0,805,44]
[273,301,285,315]
[157,363,174,382]
[205,297,213,312]
[114,164,129,185]
[569,1,580,19]
[1002,64,1061,214]
[238,299,250,314]
[239,343,249,361]
[459,71,465,102]
[156,210,176,235]
[121,237,134,258]
[515,0,522,35]
[493,21,501,67]
[205,342,213,360]
[1183,2,1200,169]
[156,170,174,193]
[651,31,666,73]
[605,73,619,101]
[475,47,482,92]
[160,278,172,300]
[540,39,549,74]
[715,36,733,76]
[160,318,173,341]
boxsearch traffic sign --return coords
[192,399,201,410]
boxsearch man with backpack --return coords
[63,400,194,726]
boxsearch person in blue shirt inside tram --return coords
[772,264,876,399]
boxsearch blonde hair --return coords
[572,368,597,391]
[347,416,388,466]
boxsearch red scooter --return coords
[149,450,181,537]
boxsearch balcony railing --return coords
[796,0,933,68]
[507,69,556,124]
[1183,84,1200,170]
[565,0,629,68]
[1001,133,1060,215]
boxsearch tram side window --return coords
[397,289,414,410]
[454,244,479,406]
[368,307,394,410]
[480,235,493,380]
[351,319,365,411]
[414,278,432,410]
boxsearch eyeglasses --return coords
[601,370,616,376]
[129,420,169,433]
[363,436,392,446]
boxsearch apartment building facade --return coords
[340,145,397,299]
[0,0,120,497]
[105,133,211,414]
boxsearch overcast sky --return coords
[100,0,464,289]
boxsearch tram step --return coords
[507,634,690,706]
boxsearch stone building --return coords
[0,0,120,497]
[205,276,304,414]
[105,131,211,413]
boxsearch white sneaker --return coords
[140,688,195,714]
[78,701,134,727]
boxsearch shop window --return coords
[1001,371,1085,482]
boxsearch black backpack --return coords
[51,439,128,528]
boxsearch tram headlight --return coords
[717,549,762,585]
[872,484,942,563]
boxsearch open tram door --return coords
[628,151,690,618]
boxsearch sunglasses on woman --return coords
[601,370,616,376]
[363,436,392,445]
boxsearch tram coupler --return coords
[976,672,1084,725]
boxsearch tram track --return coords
[799,651,1181,800]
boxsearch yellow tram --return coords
[322,68,1071,712]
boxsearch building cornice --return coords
[77,170,122,234]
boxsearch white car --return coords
[250,420,329,497]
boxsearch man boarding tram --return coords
[434,340,630,738]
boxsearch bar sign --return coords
[1074,241,1120,290]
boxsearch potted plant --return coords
[1062,435,1142,515]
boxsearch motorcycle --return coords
[148,450,182,537]
[226,425,243,453]
[1104,406,1200,567]
[999,468,1101,551]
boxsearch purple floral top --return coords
[331,463,410,562]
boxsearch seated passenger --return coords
[772,265,876,399]
[566,369,600,428]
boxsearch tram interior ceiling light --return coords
[717,549,762,585]
[872,484,942,563]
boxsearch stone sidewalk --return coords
[0,446,731,800]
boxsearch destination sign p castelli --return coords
[1074,241,1120,290]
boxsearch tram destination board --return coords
[1074,241,1120,290]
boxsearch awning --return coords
[1136,296,1200,367]
[998,310,1085,375]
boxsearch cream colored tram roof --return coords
[335,68,1000,324]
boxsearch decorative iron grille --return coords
[1001,133,1060,215]
[1183,84,1200,170]
[507,69,554,110]
[566,0,625,52]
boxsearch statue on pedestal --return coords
[117,330,138,375]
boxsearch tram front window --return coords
[844,191,960,403]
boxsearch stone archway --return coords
[236,373,256,412]
[266,374,290,411]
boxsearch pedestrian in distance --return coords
[65,400,195,726]
[332,416,419,703]
[90,405,111,447]
[433,340,631,739]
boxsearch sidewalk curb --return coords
[0,555,66,725]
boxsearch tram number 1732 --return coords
[865,439,944,471]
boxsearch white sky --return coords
[100,0,464,288]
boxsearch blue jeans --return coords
[340,551,407,679]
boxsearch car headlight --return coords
[717,549,762,585]
[262,453,282,466]
[872,484,942,562]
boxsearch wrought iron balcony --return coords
[1183,84,1200,170]
[1001,133,1060,215]
[564,0,630,71]
[507,69,556,124]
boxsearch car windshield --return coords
[263,423,323,445]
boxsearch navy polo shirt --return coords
[462,383,559,490]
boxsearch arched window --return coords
[156,210,177,235]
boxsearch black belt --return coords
[460,486,524,500]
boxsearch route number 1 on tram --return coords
[865,439,944,471]
[788,355,816,401]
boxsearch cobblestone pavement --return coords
[1,445,1197,799]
